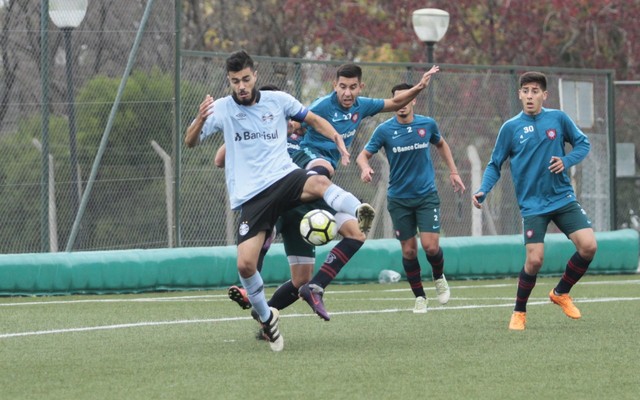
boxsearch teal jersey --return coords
[477,108,590,217]
[299,91,384,167]
[365,114,441,198]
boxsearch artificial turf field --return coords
[1,274,639,400]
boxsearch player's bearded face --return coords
[228,68,258,105]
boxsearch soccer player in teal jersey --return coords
[185,51,375,351]
[357,83,465,313]
[472,71,597,331]
[291,63,440,178]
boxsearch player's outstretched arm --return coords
[381,65,440,112]
[304,110,351,165]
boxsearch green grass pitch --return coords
[1,274,639,399]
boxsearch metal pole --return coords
[66,0,157,251]
[426,41,435,65]
[63,27,81,216]
[173,0,182,247]
[40,0,50,252]
[426,41,435,117]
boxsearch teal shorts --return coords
[290,146,338,169]
[387,192,441,241]
[522,201,592,244]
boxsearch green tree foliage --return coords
[0,116,68,252]
[0,69,204,252]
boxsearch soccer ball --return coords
[299,209,337,246]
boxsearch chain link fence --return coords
[614,81,640,231]
[0,1,615,254]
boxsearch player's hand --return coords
[360,167,374,183]
[417,65,440,89]
[548,156,565,174]
[472,192,485,209]
[334,134,351,166]
[450,173,466,193]
[199,95,214,122]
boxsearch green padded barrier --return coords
[1,229,637,296]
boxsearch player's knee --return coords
[402,248,418,259]
[307,165,332,179]
[526,256,544,272]
[579,240,597,260]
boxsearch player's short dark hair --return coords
[226,50,254,73]
[391,83,412,95]
[259,84,280,91]
[336,63,362,81]
[519,71,547,91]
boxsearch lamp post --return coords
[412,8,449,117]
[49,0,88,216]
[411,8,450,64]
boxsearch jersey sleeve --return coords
[560,112,590,169]
[277,92,308,122]
[477,122,512,201]
[364,123,386,154]
[428,118,442,144]
[199,99,224,142]
[359,97,385,117]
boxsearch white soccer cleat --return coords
[261,307,284,352]
[413,296,428,314]
[434,275,450,305]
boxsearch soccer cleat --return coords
[355,203,375,233]
[549,289,581,319]
[250,309,267,341]
[299,283,330,321]
[434,275,451,305]
[509,311,526,330]
[228,285,252,310]
[413,296,427,313]
[260,307,284,352]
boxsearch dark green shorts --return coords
[290,146,337,169]
[278,199,336,257]
[387,192,441,241]
[522,201,592,244]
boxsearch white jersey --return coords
[199,90,308,209]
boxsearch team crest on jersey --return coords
[351,112,359,122]
[526,229,534,239]
[239,221,250,236]
[546,129,557,140]
[417,128,427,138]
[262,112,274,122]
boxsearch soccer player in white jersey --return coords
[184,50,375,351]
[357,83,465,314]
